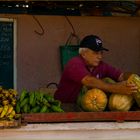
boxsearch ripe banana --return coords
[7,110,16,120]
[0,107,3,113]
[2,89,10,97]
[11,98,17,106]
[9,89,18,96]
[9,94,14,99]
[10,110,16,116]
[6,105,14,116]
[0,105,9,118]
[2,100,9,106]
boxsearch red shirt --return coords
[54,56,122,103]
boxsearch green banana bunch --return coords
[29,91,36,107]
[20,89,28,102]
[35,91,44,103]
[51,105,64,112]
[20,97,29,108]
[30,106,40,113]
[15,100,20,114]
[16,89,64,113]
[23,104,30,113]
[40,105,49,113]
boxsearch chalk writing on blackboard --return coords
[0,21,14,89]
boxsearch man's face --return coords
[83,48,103,67]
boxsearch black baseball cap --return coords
[80,35,109,51]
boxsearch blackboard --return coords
[0,19,15,89]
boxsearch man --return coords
[54,35,137,103]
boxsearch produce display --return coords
[77,86,108,112]
[108,93,134,111]
[77,75,140,112]
[0,74,140,126]
[0,86,20,121]
[16,89,64,113]
[104,77,134,111]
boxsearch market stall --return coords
[0,1,140,140]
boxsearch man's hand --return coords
[112,81,138,95]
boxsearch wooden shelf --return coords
[22,111,140,123]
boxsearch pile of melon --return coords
[77,77,135,112]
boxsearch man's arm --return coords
[81,75,137,95]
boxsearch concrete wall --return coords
[0,14,140,91]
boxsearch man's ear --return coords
[81,49,87,58]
